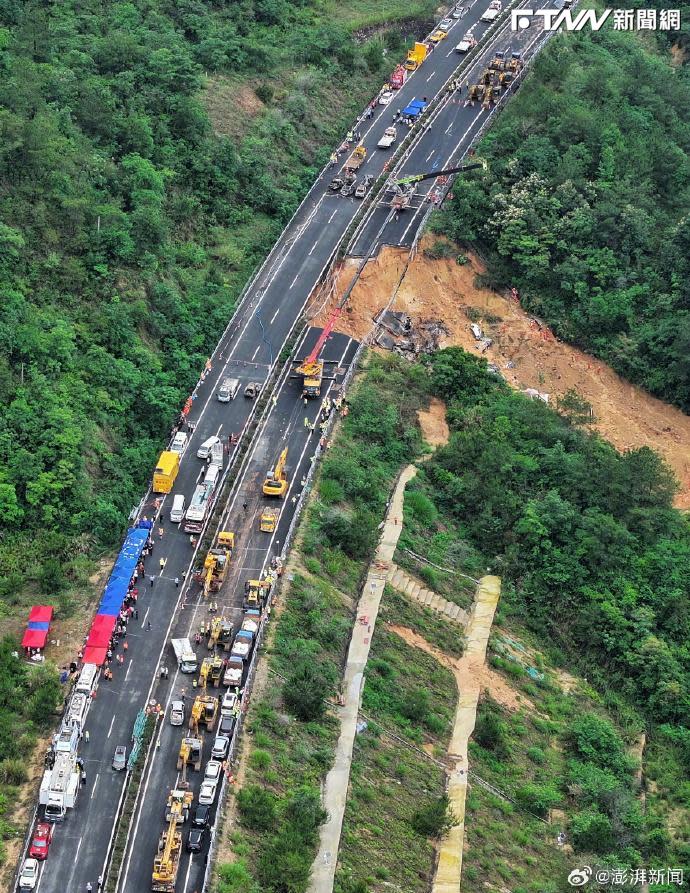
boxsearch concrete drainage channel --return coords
[99,7,537,890]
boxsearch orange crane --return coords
[293,306,343,398]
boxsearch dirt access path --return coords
[308,464,418,893]
[312,240,690,509]
[388,574,501,893]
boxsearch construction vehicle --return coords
[260,507,279,532]
[176,736,202,771]
[262,448,288,497]
[344,145,367,173]
[39,722,81,822]
[480,0,502,22]
[165,789,193,824]
[190,694,218,733]
[488,50,506,71]
[466,82,484,105]
[195,544,232,599]
[208,617,232,651]
[210,655,225,686]
[293,305,343,397]
[508,51,522,72]
[218,530,234,548]
[243,577,272,611]
[389,161,485,211]
[223,656,244,688]
[153,451,180,494]
[377,126,397,149]
[218,619,234,651]
[151,796,183,892]
[482,84,499,108]
[198,657,213,688]
[404,41,428,71]
[230,629,255,662]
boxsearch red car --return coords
[29,823,53,861]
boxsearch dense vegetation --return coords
[0,0,430,615]
[437,26,690,411]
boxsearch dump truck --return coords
[171,638,197,674]
[153,451,180,494]
[404,41,428,71]
[223,656,244,688]
[480,0,501,22]
[259,508,279,532]
[377,126,397,149]
[242,609,261,637]
[230,629,255,662]
[262,448,288,497]
[344,145,367,173]
[390,64,407,89]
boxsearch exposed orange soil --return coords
[417,397,450,447]
[313,238,690,508]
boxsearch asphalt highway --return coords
[28,3,557,891]
[350,0,554,254]
[118,330,358,893]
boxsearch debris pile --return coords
[374,310,448,357]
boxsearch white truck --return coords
[210,440,224,469]
[377,126,397,149]
[40,722,81,822]
[184,481,215,533]
[480,0,501,22]
[172,638,198,673]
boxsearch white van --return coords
[170,431,188,454]
[217,378,240,402]
[170,494,186,523]
[204,464,220,489]
[197,436,220,459]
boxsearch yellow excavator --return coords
[262,447,288,497]
[190,694,218,733]
[198,657,213,688]
[243,577,272,611]
[152,794,184,891]
[177,735,202,772]
[260,507,279,532]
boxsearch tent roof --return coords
[83,646,107,666]
[28,605,53,623]
[22,629,48,649]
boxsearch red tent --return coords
[86,615,116,648]
[82,646,108,666]
[21,606,53,651]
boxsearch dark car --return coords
[218,714,236,738]
[192,803,211,829]
[187,827,206,853]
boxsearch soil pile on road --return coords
[312,238,690,509]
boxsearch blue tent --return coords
[402,98,427,118]
[96,526,148,617]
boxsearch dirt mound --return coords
[417,397,449,447]
[312,238,690,509]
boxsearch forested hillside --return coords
[439,26,690,411]
[0,0,432,613]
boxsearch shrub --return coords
[0,759,27,785]
[249,749,272,771]
[514,783,562,817]
[284,659,334,721]
[571,808,614,853]
[411,794,456,839]
[236,785,277,832]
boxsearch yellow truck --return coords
[153,451,180,494]
[404,42,428,71]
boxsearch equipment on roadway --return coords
[166,789,193,824]
[389,64,406,89]
[489,50,506,71]
[404,41,428,71]
[480,0,502,22]
[152,451,180,494]
[262,447,288,497]
[171,638,198,674]
[39,719,81,822]
[389,161,485,211]
[177,736,202,771]
[328,176,344,192]
[191,694,218,733]
[377,126,397,149]
[260,507,279,532]
[344,145,367,173]
[152,792,186,892]
[293,306,343,397]
[243,577,271,611]
[455,32,476,52]
[355,175,373,199]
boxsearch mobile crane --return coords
[389,161,485,211]
[262,447,288,497]
[152,793,185,891]
[293,308,343,398]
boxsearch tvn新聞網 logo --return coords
[511,8,681,31]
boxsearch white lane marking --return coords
[445,121,454,135]
[91,775,100,799]
[252,344,261,361]
[308,240,319,256]
[107,715,115,738]
[426,72,435,82]
[125,659,133,682]
[426,150,435,162]
[289,273,299,289]
[75,837,82,861]
[269,306,280,324]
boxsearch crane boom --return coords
[394,161,484,187]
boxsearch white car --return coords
[378,89,394,106]
[198,779,218,805]
[211,735,230,760]
[455,34,476,52]
[221,690,238,715]
[204,759,223,782]
[18,858,39,890]
[438,17,453,30]
[170,700,185,726]
[452,4,467,17]
[470,323,483,340]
